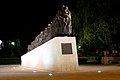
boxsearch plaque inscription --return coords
[61,43,73,54]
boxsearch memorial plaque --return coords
[61,43,73,54]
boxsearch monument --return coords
[21,5,79,71]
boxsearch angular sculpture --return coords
[21,5,79,72]
[27,5,72,52]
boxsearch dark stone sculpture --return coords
[27,5,72,52]
[57,5,72,35]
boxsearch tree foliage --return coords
[71,0,120,52]
[80,19,111,51]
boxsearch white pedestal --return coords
[21,37,79,71]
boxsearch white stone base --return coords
[21,37,79,71]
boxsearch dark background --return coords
[0,0,120,56]
[0,0,75,57]
[0,0,73,42]
[1,0,119,44]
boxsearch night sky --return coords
[0,0,120,46]
[0,0,73,44]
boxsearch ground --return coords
[0,64,120,80]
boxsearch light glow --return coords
[78,45,81,49]
[21,69,24,70]
[0,40,2,44]
[13,67,16,69]
[11,42,15,46]
[98,70,101,73]
[33,70,36,73]
[49,73,53,76]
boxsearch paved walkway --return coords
[0,64,120,80]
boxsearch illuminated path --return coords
[0,64,120,80]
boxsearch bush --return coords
[0,58,21,65]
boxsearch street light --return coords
[8,41,15,47]
[0,40,2,44]
[0,40,3,50]
[78,45,81,49]
[11,42,15,46]
[8,41,16,57]
[0,40,2,50]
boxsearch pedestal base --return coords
[21,37,79,71]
